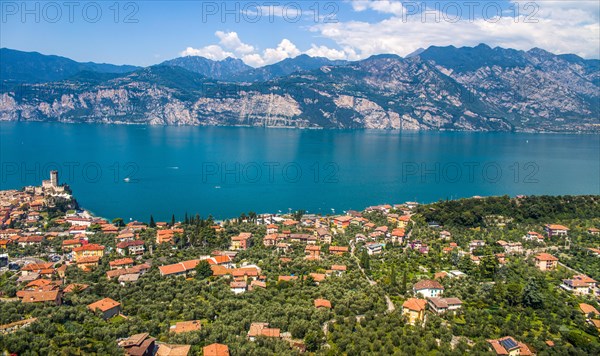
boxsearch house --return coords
[107,263,151,280]
[64,283,89,293]
[230,232,252,250]
[156,343,191,356]
[18,235,44,247]
[156,228,184,244]
[101,224,119,234]
[170,320,201,334]
[159,260,200,277]
[561,276,597,295]
[305,245,321,260]
[439,230,452,240]
[524,231,544,243]
[329,246,349,255]
[21,262,54,276]
[402,298,426,325]
[263,233,278,247]
[232,267,260,282]
[391,228,405,244]
[68,225,88,235]
[266,224,278,234]
[413,279,444,298]
[278,275,298,283]
[76,255,102,271]
[365,243,384,255]
[88,297,121,320]
[589,319,600,333]
[62,238,82,251]
[588,228,600,236]
[0,239,11,249]
[203,343,229,356]
[498,241,523,254]
[469,240,485,252]
[230,281,247,294]
[588,247,600,256]
[250,280,267,290]
[545,224,569,237]
[109,258,134,270]
[247,322,280,341]
[487,336,533,356]
[534,253,559,271]
[116,240,145,255]
[560,279,590,295]
[397,215,411,228]
[579,303,600,316]
[315,227,332,244]
[72,243,105,262]
[314,298,332,309]
[309,273,326,284]
[330,264,347,276]
[427,297,462,314]
[118,333,157,356]
[118,274,140,285]
[332,216,353,229]
[115,231,135,242]
[290,233,317,244]
[19,290,62,305]
[207,255,233,268]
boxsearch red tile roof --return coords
[203,343,229,356]
[413,279,444,291]
[314,298,332,309]
[20,290,61,303]
[73,243,105,252]
[402,298,427,311]
[109,258,134,267]
[171,320,201,333]
[88,297,120,312]
[535,253,559,261]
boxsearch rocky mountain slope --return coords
[1,45,598,132]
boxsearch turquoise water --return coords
[1,122,599,221]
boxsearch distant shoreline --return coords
[1,120,598,135]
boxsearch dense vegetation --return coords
[1,195,599,355]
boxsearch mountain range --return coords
[1,45,598,132]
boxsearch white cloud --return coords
[311,0,600,59]
[179,1,599,68]
[215,31,255,55]
[305,45,346,60]
[349,0,406,16]
[180,45,234,61]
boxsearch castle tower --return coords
[50,170,59,187]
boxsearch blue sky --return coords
[1,0,598,67]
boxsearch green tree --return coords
[390,265,397,287]
[149,215,156,228]
[506,282,523,306]
[400,269,407,294]
[111,218,124,227]
[304,330,322,352]
[195,260,212,279]
[522,278,543,309]
[360,250,370,271]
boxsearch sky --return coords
[1,0,599,67]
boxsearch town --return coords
[0,172,599,355]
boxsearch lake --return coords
[1,122,599,221]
